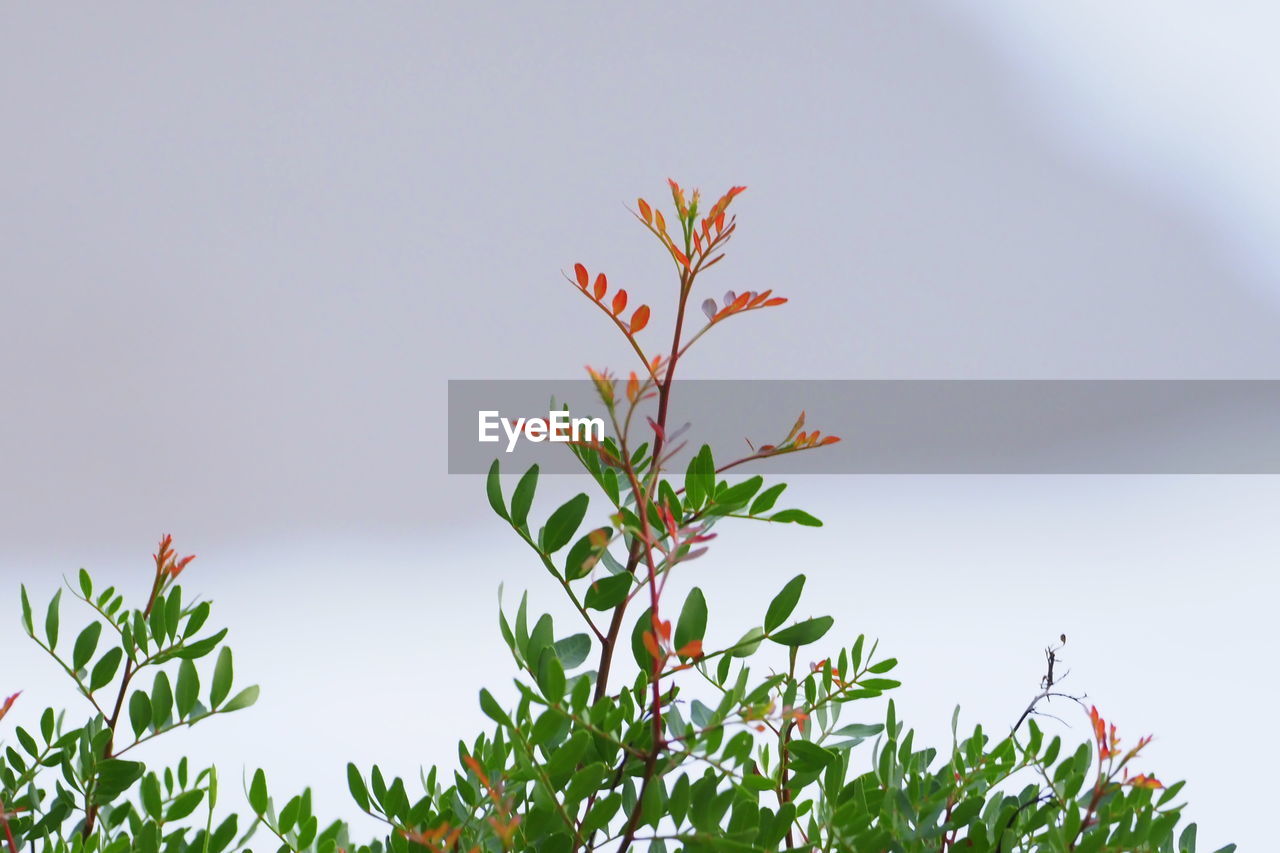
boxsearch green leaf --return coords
[149,594,167,647]
[769,616,834,647]
[731,626,766,658]
[140,772,163,819]
[45,589,62,649]
[631,607,654,671]
[867,657,898,674]
[128,690,153,739]
[486,459,508,520]
[249,768,268,815]
[176,659,200,719]
[347,763,370,811]
[151,671,174,727]
[78,569,93,599]
[165,589,182,642]
[211,647,234,707]
[92,759,144,805]
[540,494,589,553]
[553,633,592,669]
[73,622,103,671]
[510,464,539,528]
[479,689,511,727]
[674,587,707,652]
[858,678,900,690]
[89,647,124,692]
[173,627,228,660]
[221,685,259,713]
[788,740,835,771]
[710,476,762,512]
[769,509,823,527]
[183,601,211,638]
[765,575,805,633]
[564,761,606,805]
[584,573,630,611]
[684,445,716,509]
[20,585,34,635]
[536,652,566,703]
[167,790,205,821]
[564,528,610,581]
[750,483,787,516]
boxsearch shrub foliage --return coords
[3,183,1231,852]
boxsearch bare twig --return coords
[1012,635,1086,734]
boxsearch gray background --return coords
[3,4,1276,849]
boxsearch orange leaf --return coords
[574,263,589,289]
[642,630,664,662]
[0,691,19,722]
[668,178,687,215]
[612,289,628,316]
[677,639,704,659]
[763,297,788,307]
[593,273,607,301]
[1126,774,1164,789]
[630,304,650,334]
[821,435,841,445]
[673,247,690,269]
[638,198,652,225]
[715,211,725,233]
[787,411,806,442]
[692,230,703,254]
[655,209,667,234]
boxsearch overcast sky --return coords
[3,4,1276,849]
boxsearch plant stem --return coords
[593,267,692,703]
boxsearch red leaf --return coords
[612,289,628,316]
[630,304,650,334]
[593,273,607,301]
[574,263,589,289]
[673,247,690,269]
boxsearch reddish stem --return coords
[1,799,19,853]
